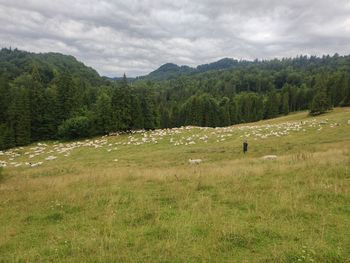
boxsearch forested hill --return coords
[137,58,244,81]
[0,48,350,150]
[0,48,103,85]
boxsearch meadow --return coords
[0,108,349,262]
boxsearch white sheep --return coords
[188,158,202,165]
[261,155,277,160]
[45,156,57,161]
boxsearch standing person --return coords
[243,140,248,154]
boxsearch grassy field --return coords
[0,108,349,262]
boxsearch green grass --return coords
[0,108,350,262]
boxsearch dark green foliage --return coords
[56,72,78,121]
[141,89,159,130]
[309,90,332,115]
[7,87,31,146]
[0,124,15,150]
[339,73,350,106]
[235,93,264,123]
[219,97,231,126]
[281,92,290,115]
[0,48,102,85]
[111,87,132,131]
[179,94,221,127]
[160,107,171,128]
[58,116,92,140]
[139,63,196,81]
[130,95,144,130]
[265,91,280,119]
[0,75,10,123]
[94,91,113,134]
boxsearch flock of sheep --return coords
[0,118,346,168]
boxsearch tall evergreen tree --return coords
[57,72,77,122]
[130,94,144,130]
[95,92,113,134]
[0,75,10,124]
[7,87,31,146]
[219,97,231,127]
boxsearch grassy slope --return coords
[0,108,349,262]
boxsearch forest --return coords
[0,48,349,150]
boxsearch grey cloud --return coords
[1,0,350,77]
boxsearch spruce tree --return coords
[29,66,48,141]
[0,75,10,124]
[57,72,77,122]
[8,87,31,146]
[0,124,15,150]
[95,92,113,134]
[219,97,231,127]
[130,94,144,130]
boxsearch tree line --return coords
[0,48,349,150]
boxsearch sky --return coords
[1,0,350,77]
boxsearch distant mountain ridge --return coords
[136,58,244,81]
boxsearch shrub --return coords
[58,116,92,140]
[309,91,331,116]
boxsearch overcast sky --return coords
[1,0,350,77]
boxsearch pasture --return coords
[0,108,349,262]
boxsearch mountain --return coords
[135,63,195,81]
[136,58,252,81]
[0,48,103,85]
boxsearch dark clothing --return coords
[243,142,248,154]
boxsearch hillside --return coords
[0,108,349,262]
[0,48,103,85]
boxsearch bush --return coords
[58,116,92,140]
[309,91,331,116]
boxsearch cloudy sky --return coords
[1,0,350,77]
